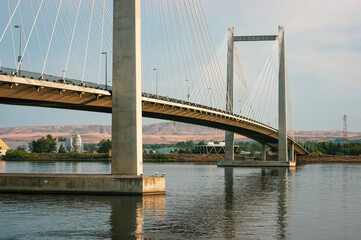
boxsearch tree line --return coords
[302,141,361,156]
[22,135,112,154]
[22,135,361,156]
[23,136,264,154]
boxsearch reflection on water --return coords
[0,193,165,239]
[223,167,290,239]
[109,195,165,239]
[0,161,5,172]
[0,160,111,174]
[1,161,361,239]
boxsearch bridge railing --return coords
[0,66,280,134]
[0,67,110,91]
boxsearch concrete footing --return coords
[217,161,296,167]
[0,174,165,195]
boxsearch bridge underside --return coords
[0,75,307,155]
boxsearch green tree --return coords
[16,145,27,151]
[185,140,195,151]
[176,141,186,149]
[58,136,66,142]
[98,139,112,153]
[29,134,57,153]
[197,140,206,145]
[250,149,255,157]
[84,143,98,153]
[4,149,39,161]
[58,144,66,153]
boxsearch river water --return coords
[0,161,361,240]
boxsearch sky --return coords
[0,0,360,132]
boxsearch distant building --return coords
[65,134,83,153]
[0,139,10,156]
[195,142,238,154]
[155,148,177,154]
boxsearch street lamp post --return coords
[185,79,190,102]
[14,25,22,77]
[208,87,213,107]
[153,68,158,96]
[101,52,108,90]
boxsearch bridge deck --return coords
[0,72,307,156]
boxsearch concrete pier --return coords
[225,27,235,162]
[261,144,267,161]
[112,0,143,175]
[288,143,295,162]
[0,174,165,195]
[278,26,288,162]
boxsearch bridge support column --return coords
[278,26,288,162]
[225,27,235,162]
[261,144,267,161]
[288,143,295,162]
[112,0,143,175]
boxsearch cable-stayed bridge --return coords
[0,0,307,194]
[0,66,306,156]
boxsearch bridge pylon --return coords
[110,0,165,193]
[220,26,296,167]
[225,28,235,162]
[278,26,289,162]
[112,0,143,175]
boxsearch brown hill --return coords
[0,122,360,149]
[293,130,361,141]
[0,122,235,146]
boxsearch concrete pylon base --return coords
[0,174,165,195]
[217,161,296,167]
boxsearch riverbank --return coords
[2,151,227,162]
[297,153,361,163]
[3,150,360,163]
[2,150,109,161]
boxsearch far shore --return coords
[2,151,361,164]
[297,154,361,164]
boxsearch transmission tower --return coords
[342,114,350,155]
[342,114,348,144]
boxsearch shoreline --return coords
[2,152,361,164]
[297,154,361,164]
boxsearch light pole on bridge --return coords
[185,79,190,102]
[208,87,213,107]
[153,68,158,96]
[14,25,22,77]
[101,52,108,90]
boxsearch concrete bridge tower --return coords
[112,0,143,175]
[278,26,288,162]
[223,26,295,165]
[225,28,235,162]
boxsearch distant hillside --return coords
[0,122,360,149]
[0,122,236,147]
[293,130,361,142]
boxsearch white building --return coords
[195,141,238,154]
[65,134,83,153]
